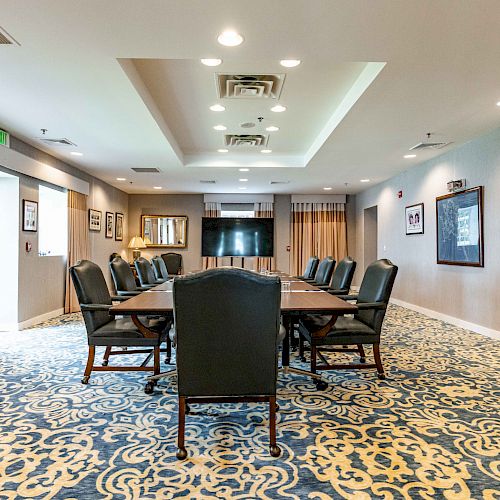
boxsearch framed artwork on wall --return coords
[405,203,424,235]
[436,186,484,267]
[105,212,114,238]
[115,212,124,241]
[89,209,102,232]
[23,200,38,232]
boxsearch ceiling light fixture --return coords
[217,149,228,153]
[261,149,272,154]
[116,177,126,181]
[280,59,301,68]
[238,187,247,190]
[70,151,83,156]
[266,126,279,132]
[213,125,227,131]
[323,187,332,191]
[360,179,371,183]
[239,178,248,182]
[270,104,287,113]
[153,186,162,190]
[201,58,222,66]
[404,154,417,159]
[217,31,244,47]
[210,104,225,112]
[496,101,500,106]
[239,168,249,172]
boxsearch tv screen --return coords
[202,217,274,257]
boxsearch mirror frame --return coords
[141,215,188,248]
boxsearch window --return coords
[38,185,67,257]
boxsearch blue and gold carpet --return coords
[0,305,499,499]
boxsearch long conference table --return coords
[109,271,357,381]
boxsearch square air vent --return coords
[131,167,160,173]
[0,26,19,45]
[224,134,268,147]
[38,137,77,147]
[216,74,285,99]
[200,180,216,184]
[409,141,451,151]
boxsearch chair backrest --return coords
[134,257,157,286]
[70,260,112,335]
[356,259,398,333]
[151,256,169,280]
[313,257,336,285]
[109,252,120,262]
[173,268,281,397]
[330,256,356,292]
[303,256,319,279]
[161,252,183,275]
[109,256,137,293]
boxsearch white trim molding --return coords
[390,298,500,341]
[204,194,274,203]
[0,146,89,195]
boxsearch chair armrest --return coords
[110,295,129,302]
[337,294,358,301]
[138,285,155,290]
[277,324,286,345]
[80,303,112,311]
[356,302,387,311]
[327,288,349,295]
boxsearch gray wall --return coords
[353,126,500,331]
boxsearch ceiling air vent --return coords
[0,26,19,45]
[38,137,77,147]
[270,181,290,185]
[200,180,216,184]
[131,167,160,173]
[224,134,268,147]
[409,141,450,151]
[216,74,285,99]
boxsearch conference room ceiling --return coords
[1,1,500,195]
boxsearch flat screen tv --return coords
[202,217,274,257]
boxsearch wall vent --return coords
[38,137,77,147]
[131,167,160,173]
[409,141,451,151]
[224,134,268,147]
[216,74,285,99]
[0,26,19,45]
[200,180,216,184]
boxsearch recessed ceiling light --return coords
[323,187,332,191]
[70,151,83,156]
[201,58,222,66]
[404,154,417,159]
[116,177,126,181]
[153,186,162,190]
[360,179,371,183]
[210,104,226,112]
[270,104,287,113]
[261,149,272,154]
[496,101,500,106]
[280,59,301,68]
[217,31,244,47]
[239,178,248,182]
[213,125,227,131]
[238,187,247,190]
[217,149,228,153]
[239,168,249,172]
[266,126,279,132]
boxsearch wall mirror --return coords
[141,215,188,248]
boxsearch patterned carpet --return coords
[0,305,499,499]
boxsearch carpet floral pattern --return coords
[0,306,499,499]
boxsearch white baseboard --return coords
[16,308,65,331]
[390,298,500,341]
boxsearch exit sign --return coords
[0,129,9,147]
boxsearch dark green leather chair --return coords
[309,257,336,286]
[70,260,170,391]
[135,257,166,286]
[173,268,283,460]
[151,256,169,281]
[298,259,398,387]
[303,256,332,282]
[296,256,318,280]
[317,256,356,295]
[161,252,183,275]
[109,256,153,296]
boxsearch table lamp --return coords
[128,236,147,260]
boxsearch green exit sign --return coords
[0,129,9,147]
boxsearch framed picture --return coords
[23,200,38,232]
[105,212,114,238]
[89,209,102,232]
[436,186,484,267]
[405,203,424,235]
[115,212,124,241]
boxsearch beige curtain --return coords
[202,202,222,269]
[254,202,275,271]
[64,191,90,313]
[291,202,347,276]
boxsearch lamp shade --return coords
[143,236,152,245]
[128,236,147,249]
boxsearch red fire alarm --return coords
[398,190,403,199]
[26,241,32,252]
[286,245,291,252]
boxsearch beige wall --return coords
[353,126,500,331]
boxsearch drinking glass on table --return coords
[281,281,291,292]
